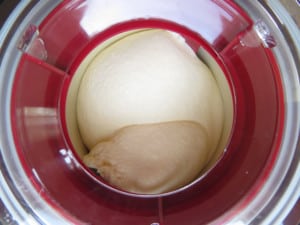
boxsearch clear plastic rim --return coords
[0,1,77,224]
[221,1,300,224]
[0,1,299,225]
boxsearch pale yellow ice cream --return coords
[84,121,209,194]
[75,29,225,194]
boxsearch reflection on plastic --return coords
[23,107,60,143]
[228,221,246,225]
[254,20,276,48]
[59,148,81,171]
[240,20,276,48]
[18,24,48,61]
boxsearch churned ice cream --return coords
[83,121,209,194]
[73,29,225,194]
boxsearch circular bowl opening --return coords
[63,20,235,197]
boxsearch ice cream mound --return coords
[75,29,225,194]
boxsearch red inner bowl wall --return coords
[37,0,252,72]
[10,1,284,224]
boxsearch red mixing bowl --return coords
[1,0,299,224]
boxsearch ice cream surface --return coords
[84,121,209,194]
[76,29,224,194]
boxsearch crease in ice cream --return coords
[76,29,224,194]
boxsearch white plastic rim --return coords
[0,1,299,225]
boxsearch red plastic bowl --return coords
[9,1,285,224]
